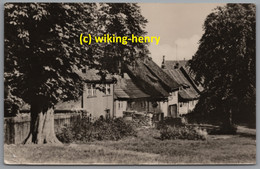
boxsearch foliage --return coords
[4,3,149,108]
[56,117,137,143]
[90,3,149,74]
[56,125,74,143]
[160,125,207,140]
[156,117,185,130]
[4,85,23,117]
[189,4,256,126]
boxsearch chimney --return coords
[161,55,165,69]
[174,62,179,69]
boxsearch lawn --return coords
[4,126,256,165]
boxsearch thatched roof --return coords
[165,60,204,92]
[145,58,180,91]
[163,60,203,101]
[114,75,150,100]
[78,69,115,83]
[164,67,200,101]
[123,58,180,99]
[163,68,189,88]
[165,60,189,70]
[178,88,199,101]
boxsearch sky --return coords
[139,3,225,66]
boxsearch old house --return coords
[162,57,203,115]
[69,57,181,121]
[115,58,180,118]
[114,74,150,117]
[80,69,116,120]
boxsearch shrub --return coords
[156,117,185,130]
[160,125,207,140]
[56,125,74,143]
[56,117,136,143]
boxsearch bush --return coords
[160,125,207,140]
[56,125,74,143]
[56,117,136,143]
[156,117,185,130]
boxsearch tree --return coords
[4,3,149,144]
[189,4,255,130]
[88,3,149,75]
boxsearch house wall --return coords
[124,100,162,114]
[162,91,178,117]
[83,83,114,120]
[114,100,127,117]
[168,91,178,105]
[179,99,198,116]
[179,101,188,115]
[188,100,198,112]
[160,101,168,117]
[127,100,147,113]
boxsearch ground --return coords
[4,126,256,165]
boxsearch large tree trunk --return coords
[23,101,61,144]
[221,108,236,134]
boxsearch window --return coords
[92,84,96,96]
[105,84,111,95]
[87,84,96,97]
[87,84,92,96]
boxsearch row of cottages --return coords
[161,56,203,116]
[78,57,181,120]
[54,57,202,120]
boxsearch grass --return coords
[4,126,256,165]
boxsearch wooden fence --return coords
[4,112,82,144]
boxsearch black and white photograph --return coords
[4,2,256,165]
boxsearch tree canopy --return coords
[189,4,256,126]
[5,3,149,107]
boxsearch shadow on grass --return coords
[237,132,256,139]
